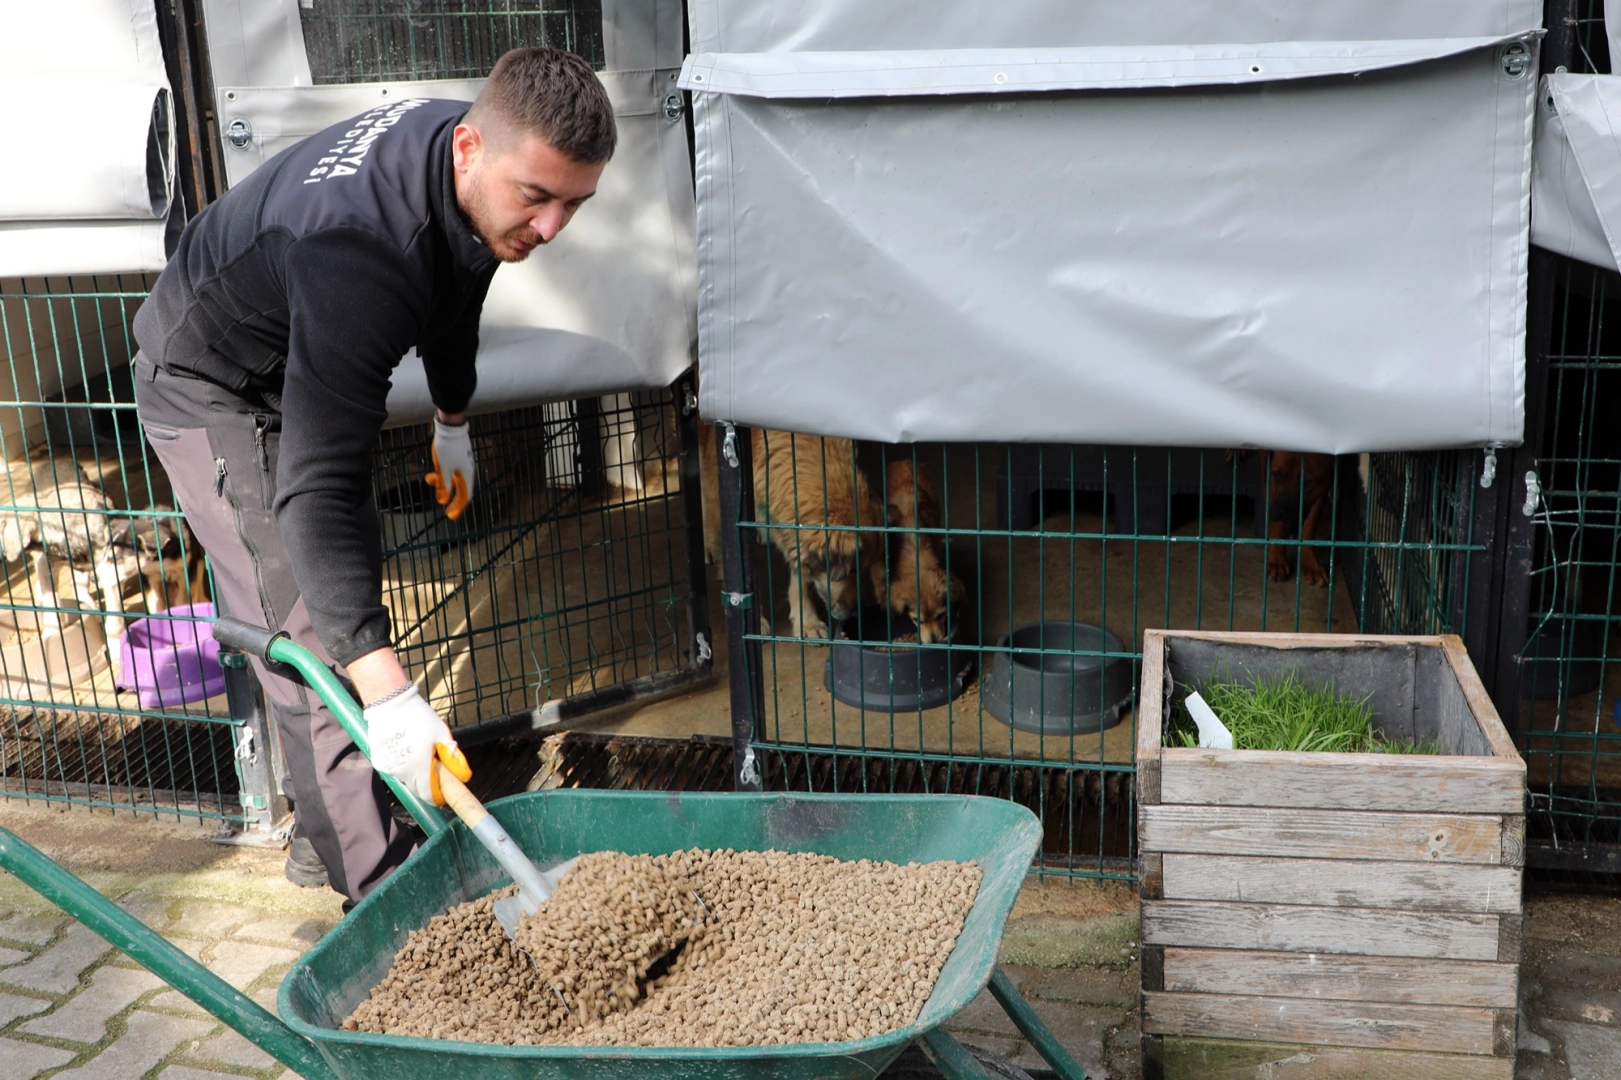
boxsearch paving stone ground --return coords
[2,798,1616,1080]
[1,801,338,1080]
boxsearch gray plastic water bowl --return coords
[823,608,970,713]
[983,621,1132,735]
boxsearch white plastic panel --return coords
[197,0,314,87]
[0,221,171,279]
[0,0,175,274]
[687,4,1540,451]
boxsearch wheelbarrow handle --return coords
[0,826,340,1080]
[211,619,447,838]
[210,617,288,660]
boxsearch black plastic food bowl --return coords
[983,621,1132,735]
[823,608,970,712]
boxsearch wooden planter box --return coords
[1136,631,1525,1080]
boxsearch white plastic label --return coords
[1185,691,1235,750]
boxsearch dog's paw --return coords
[789,614,829,639]
[1267,557,1293,583]
[1300,557,1330,587]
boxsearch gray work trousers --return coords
[133,353,414,903]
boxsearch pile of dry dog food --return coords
[343,847,981,1047]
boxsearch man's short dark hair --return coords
[467,47,616,163]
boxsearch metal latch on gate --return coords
[1480,447,1498,489]
[695,632,713,663]
[663,93,684,121]
[722,424,739,468]
[225,118,253,150]
[738,746,760,786]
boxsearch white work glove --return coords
[363,684,471,806]
[425,417,476,520]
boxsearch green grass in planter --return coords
[1165,672,1443,754]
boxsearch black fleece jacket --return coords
[134,98,499,665]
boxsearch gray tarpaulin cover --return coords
[1532,1,1621,273]
[0,0,176,275]
[682,1,1543,452]
[200,0,695,421]
[1530,73,1621,272]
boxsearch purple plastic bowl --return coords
[117,603,226,708]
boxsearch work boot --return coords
[283,827,329,889]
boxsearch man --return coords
[132,48,615,905]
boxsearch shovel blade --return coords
[492,855,582,941]
[492,895,525,940]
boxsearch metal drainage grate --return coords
[504,732,1134,871]
[0,710,239,817]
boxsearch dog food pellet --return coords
[342,848,980,1047]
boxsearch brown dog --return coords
[109,507,209,616]
[698,419,722,565]
[1266,451,1335,586]
[870,458,963,643]
[752,429,884,638]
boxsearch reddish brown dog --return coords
[1267,451,1335,586]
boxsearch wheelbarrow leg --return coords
[987,966,1089,1080]
[919,1028,995,1079]
[0,827,339,1080]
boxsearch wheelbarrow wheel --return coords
[881,1041,1036,1080]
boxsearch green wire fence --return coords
[719,433,1489,881]
[0,276,237,823]
[1518,256,1621,875]
[373,393,708,739]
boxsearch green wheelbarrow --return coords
[0,619,1090,1080]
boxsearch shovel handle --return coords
[437,761,554,906]
[435,761,488,828]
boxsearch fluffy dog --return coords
[1266,451,1336,586]
[752,429,884,639]
[0,461,207,641]
[108,507,208,620]
[0,459,122,633]
[870,457,962,643]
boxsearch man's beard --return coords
[460,180,542,263]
